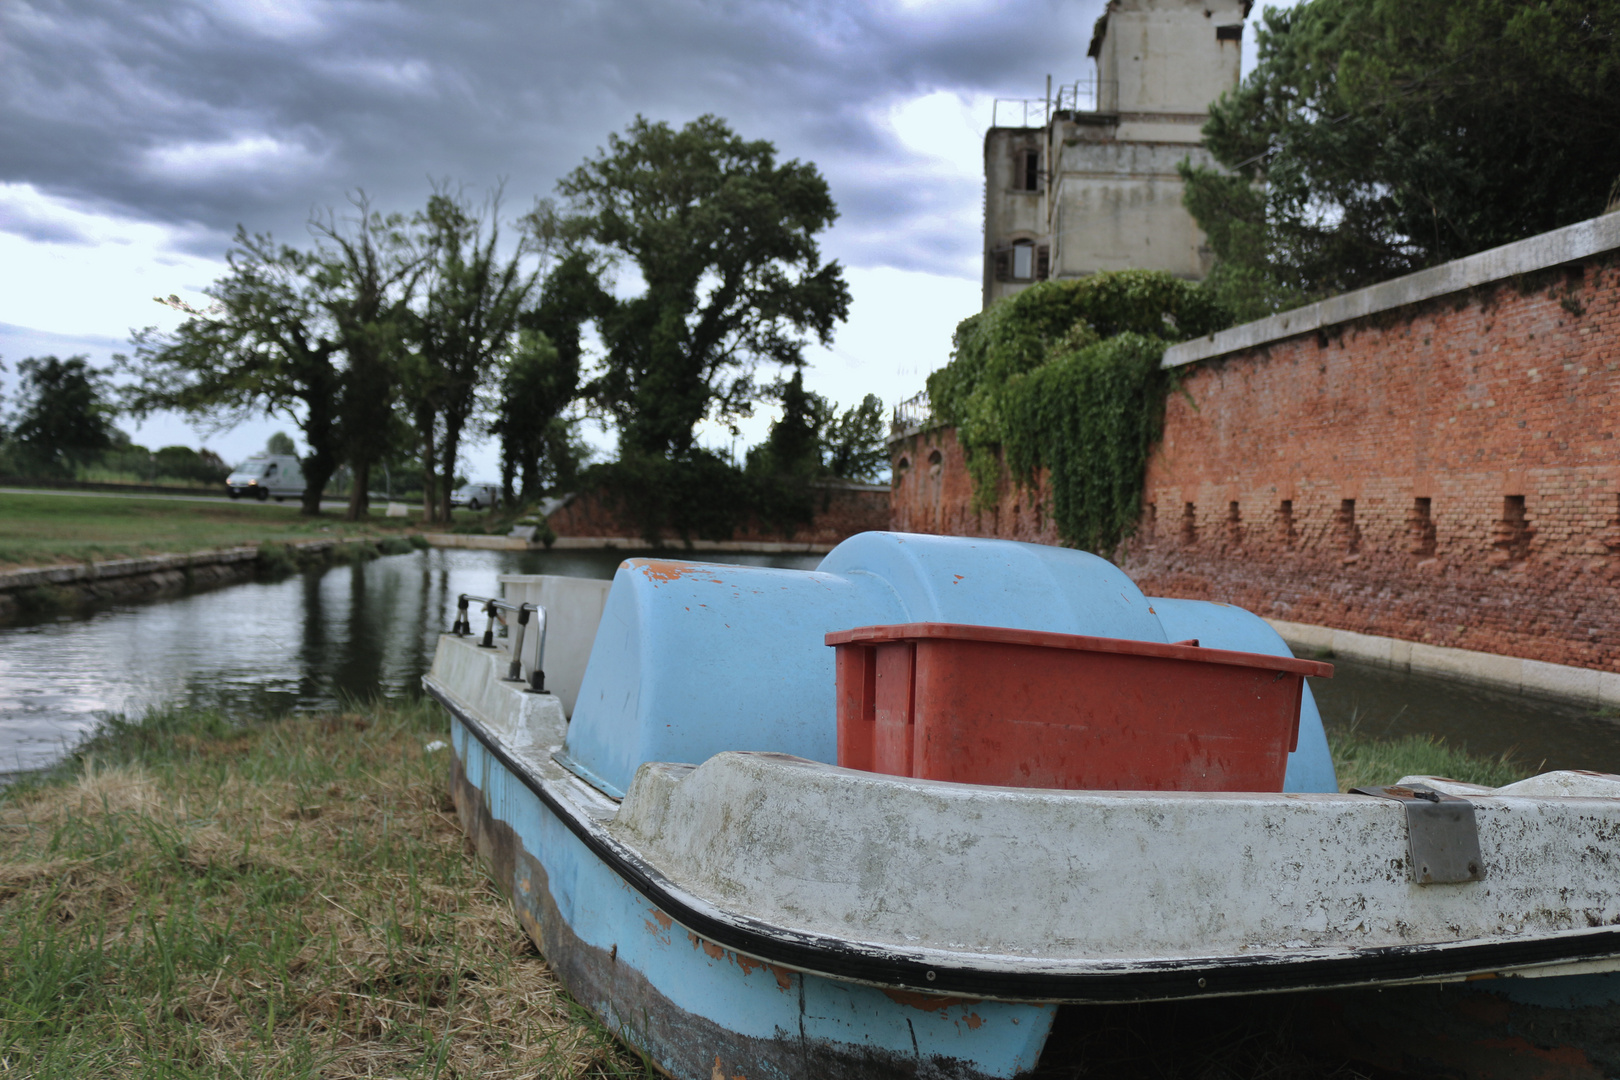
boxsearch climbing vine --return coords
[926,271,1230,554]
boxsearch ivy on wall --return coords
[926,271,1230,554]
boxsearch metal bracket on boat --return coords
[1351,783,1486,885]
[453,593,549,693]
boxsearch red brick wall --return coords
[891,254,1620,671]
[549,482,890,547]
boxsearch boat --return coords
[424,531,1620,1079]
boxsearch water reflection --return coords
[4,546,1619,780]
[0,547,819,773]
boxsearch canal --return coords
[4,547,1619,777]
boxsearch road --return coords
[0,487,385,514]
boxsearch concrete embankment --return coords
[0,537,414,621]
[420,532,834,554]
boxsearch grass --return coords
[0,700,654,1079]
[0,492,477,571]
[1330,731,1528,791]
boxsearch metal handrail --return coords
[891,390,931,434]
[453,593,548,693]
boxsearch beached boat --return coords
[425,532,1620,1079]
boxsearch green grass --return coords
[0,492,457,571]
[0,700,654,1079]
[1330,731,1528,791]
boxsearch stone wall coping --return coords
[1164,211,1620,369]
[548,536,834,555]
[1266,618,1620,708]
[0,536,378,594]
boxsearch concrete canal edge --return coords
[0,537,406,621]
[420,533,835,554]
[1268,617,1620,709]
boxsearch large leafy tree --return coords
[125,235,345,515]
[128,201,423,520]
[403,190,537,522]
[7,355,116,474]
[309,199,424,519]
[559,115,851,458]
[1183,0,1620,309]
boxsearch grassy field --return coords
[0,700,652,1079]
[0,492,465,571]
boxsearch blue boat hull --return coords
[448,712,1056,1080]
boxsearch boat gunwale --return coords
[426,679,1620,1004]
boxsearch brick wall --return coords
[890,245,1620,672]
[549,481,890,548]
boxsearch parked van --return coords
[226,454,306,502]
[450,482,501,511]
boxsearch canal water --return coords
[3,546,1619,777]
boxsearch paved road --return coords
[0,487,371,513]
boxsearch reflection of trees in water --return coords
[330,561,384,702]
[296,567,332,704]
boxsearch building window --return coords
[1016,149,1041,191]
[1216,24,1243,41]
[1012,241,1034,280]
[993,240,1050,283]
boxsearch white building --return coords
[982,0,1248,308]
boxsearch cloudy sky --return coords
[0,0,1274,477]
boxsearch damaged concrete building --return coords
[983,0,1249,308]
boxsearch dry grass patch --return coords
[0,700,654,1079]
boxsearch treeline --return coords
[0,355,228,488]
[118,114,884,531]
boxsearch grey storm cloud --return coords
[0,0,1101,274]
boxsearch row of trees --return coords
[1182,0,1620,318]
[123,115,880,526]
[0,355,230,485]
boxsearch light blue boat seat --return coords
[563,531,1336,798]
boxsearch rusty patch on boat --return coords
[733,952,795,991]
[629,558,702,584]
[882,988,984,1012]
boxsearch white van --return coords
[450,482,501,511]
[226,454,306,502]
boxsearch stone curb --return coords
[422,533,836,554]
[1165,212,1620,369]
[0,537,383,595]
[1266,618,1620,709]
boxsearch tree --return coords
[309,197,424,520]
[748,373,887,483]
[493,330,585,503]
[821,393,886,483]
[7,355,115,474]
[266,431,296,455]
[124,231,345,515]
[401,189,539,523]
[1183,0,1620,304]
[559,115,851,458]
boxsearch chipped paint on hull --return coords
[449,723,1056,1080]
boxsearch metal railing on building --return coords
[990,79,1111,128]
[891,390,932,435]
